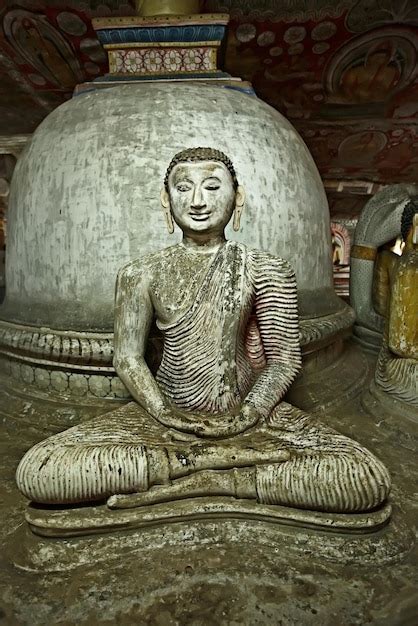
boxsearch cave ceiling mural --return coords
[0,0,417,203]
[218,0,418,193]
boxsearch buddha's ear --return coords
[160,188,175,234]
[160,187,171,209]
[233,185,245,232]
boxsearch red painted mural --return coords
[0,0,417,189]
[217,0,418,185]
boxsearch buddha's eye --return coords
[176,183,192,192]
[204,184,220,191]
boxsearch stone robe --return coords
[16,243,390,512]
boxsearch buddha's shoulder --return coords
[242,244,296,279]
[116,245,182,283]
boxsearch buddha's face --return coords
[412,213,418,245]
[165,161,238,235]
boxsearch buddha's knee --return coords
[316,449,391,512]
[17,438,150,504]
[254,451,390,513]
[16,441,59,503]
[16,438,98,504]
[354,449,391,510]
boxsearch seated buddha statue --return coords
[16,148,390,514]
[374,198,418,410]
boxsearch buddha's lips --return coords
[189,212,210,221]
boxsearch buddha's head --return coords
[401,197,418,247]
[161,147,245,236]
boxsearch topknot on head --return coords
[164,147,239,190]
[401,196,418,241]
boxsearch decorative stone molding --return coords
[92,13,229,80]
[0,320,114,369]
[0,320,128,400]
[109,45,217,76]
[0,356,130,400]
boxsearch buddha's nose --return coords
[191,186,205,209]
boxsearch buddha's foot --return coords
[112,446,292,508]
[108,468,257,509]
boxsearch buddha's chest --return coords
[149,252,215,324]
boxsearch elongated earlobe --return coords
[233,185,245,232]
[160,188,175,234]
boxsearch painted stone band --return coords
[351,244,377,261]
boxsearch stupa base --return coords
[288,339,368,414]
[362,380,418,451]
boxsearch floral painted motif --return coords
[144,50,163,72]
[109,47,216,75]
[182,49,203,71]
[235,23,256,43]
[163,49,182,72]
[311,21,337,41]
[283,26,306,44]
[115,49,137,72]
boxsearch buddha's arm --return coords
[113,264,168,420]
[244,256,302,418]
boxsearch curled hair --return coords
[164,147,239,190]
[401,196,418,241]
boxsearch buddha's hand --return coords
[239,402,262,430]
[156,404,202,433]
[156,403,257,439]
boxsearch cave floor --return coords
[0,352,417,626]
